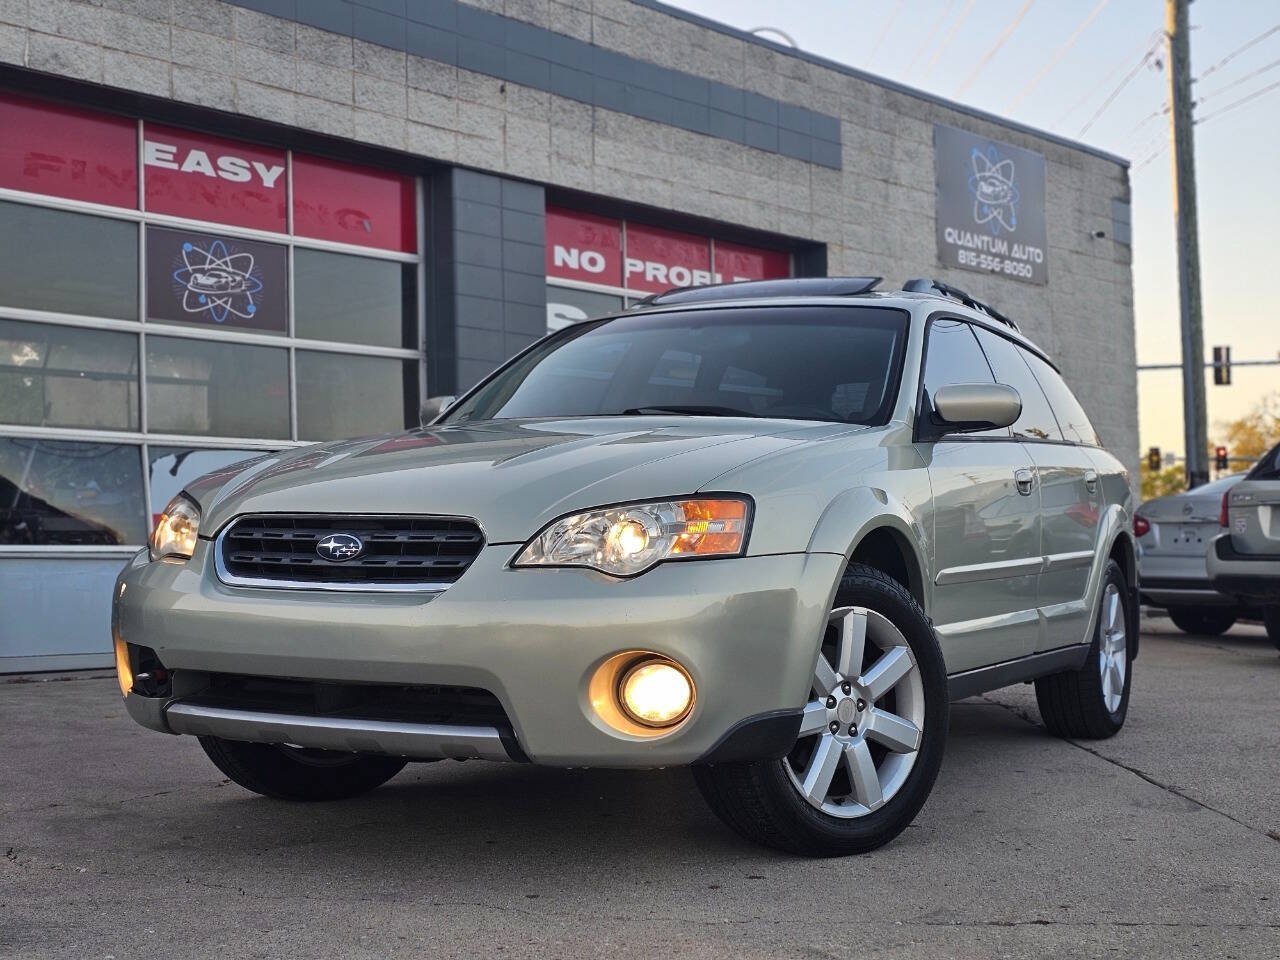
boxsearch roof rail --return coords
[902,278,1019,331]
[637,276,882,307]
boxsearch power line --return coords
[1196,77,1280,124]
[1053,29,1161,127]
[904,0,956,76]
[1005,0,1111,112]
[867,0,906,70]
[1198,57,1280,102]
[1197,23,1280,83]
[921,0,978,80]
[1077,37,1163,137]
[955,0,1037,96]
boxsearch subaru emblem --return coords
[316,534,363,562]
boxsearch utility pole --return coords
[1167,0,1208,488]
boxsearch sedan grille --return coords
[218,514,485,588]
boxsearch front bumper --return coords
[1206,534,1280,602]
[114,543,843,767]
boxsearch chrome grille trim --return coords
[213,513,485,593]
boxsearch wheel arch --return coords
[807,487,929,613]
[1107,526,1139,659]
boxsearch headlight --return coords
[514,497,750,577]
[150,494,201,561]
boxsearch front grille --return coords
[219,513,485,587]
[183,673,511,727]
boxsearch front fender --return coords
[805,486,931,613]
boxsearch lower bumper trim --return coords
[694,709,802,764]
[164,701,518,762]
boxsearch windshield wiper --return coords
[620,404,761,418]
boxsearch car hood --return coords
[194,417,868,544]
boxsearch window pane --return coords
[146,336,289,439]
[146,225,288,335]
[972,326,1062,442]
[296,351,416,441]
[0,319,138,430]
[147,446,262,524]
[546,285,624,332]
[921,319,1006,437]
[294,249,416,348]
[0,438,146,545]
[0,201,137,319]
[1022,352,1101,446]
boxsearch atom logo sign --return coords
[147,225,288,331]
[934,124,1048,285]
[968,147,1020,235]
[172,239,263,324]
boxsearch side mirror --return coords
[931,383,1021,434]
[419,395,457,426]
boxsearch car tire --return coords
[1264,607,1280,651]
[693,563,948,857]
[198,736,407,801]
[1034,559,1132,739]
[1167,606,1237,636]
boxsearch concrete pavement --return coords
[2,622,1277,959]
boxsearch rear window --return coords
[1021,352,1101,446]
[1247,443,1280,480]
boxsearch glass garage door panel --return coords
[0,318,139,431]
[0,201,138,320]
[147,446,264,527]
[145,336,289,440]
[296,351,415,441]
[0,437,146,545]
[294,249,416,349]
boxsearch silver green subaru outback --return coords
[113,277,1137,856]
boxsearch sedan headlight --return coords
[514,497,751,577]
[150,494,201,561]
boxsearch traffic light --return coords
[1147,447,1162,471]
[1213,345,1231,385]
[1215,446,1229,471]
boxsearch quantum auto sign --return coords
[935,124,1048,285]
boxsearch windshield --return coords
[442,306,910,426]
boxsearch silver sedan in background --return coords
[1136,473,1253,635]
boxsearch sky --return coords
[667,0,1279,458]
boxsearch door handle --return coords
[1084,470,1099,493]
[1015,468,1035,496]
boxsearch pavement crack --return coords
[979,694,1279,845]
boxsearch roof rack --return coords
[637,276,882,307]
[902,278,1020,332]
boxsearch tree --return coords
[1213,392,1280,466]
[1140,462,1187,501]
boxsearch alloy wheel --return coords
[1098,582,1127,713]
[785,606,925,818]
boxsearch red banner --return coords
[0,93,137,208]
[143,125,287,232]
[624,224,712,294]
[714,240,791,284]
[545,207,623,287]
[292,154,417,253]
[545,208,790,293]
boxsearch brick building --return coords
[0,0,1135,671]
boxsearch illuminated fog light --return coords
[619,659,694,727]
[113,629,132,699]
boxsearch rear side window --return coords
[921,319,1006,437]
[971,326,1062,442]
[1247,442,1280,480]
[1021,352,1101,446]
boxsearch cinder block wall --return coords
[0,0,1136,477]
